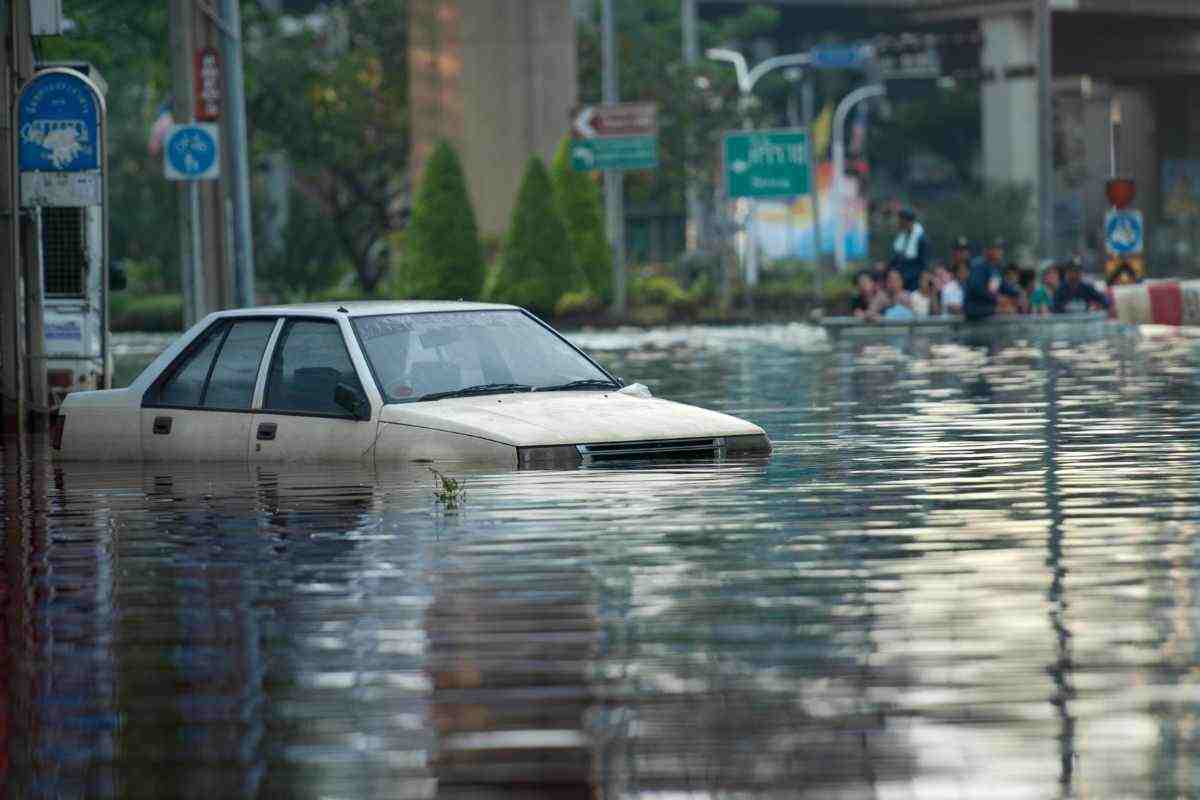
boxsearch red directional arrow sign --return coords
[572,102,657,139]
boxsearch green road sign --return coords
[570,135,657,172]
[723,129,809,199]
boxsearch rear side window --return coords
[203,320,276,409]
[264,320,364,417]
[150,319,275,409]
[154,322,227,406]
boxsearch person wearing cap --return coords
[963,237,1021,321]
[949,236,972,277]
[889,208,929,292]
[1053,258,1109,313]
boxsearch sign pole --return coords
[601,0,625,316]
[169,0,200,325]
[803,79,823,304]
[219,0,255,308]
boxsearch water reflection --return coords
[9,322,1200,797]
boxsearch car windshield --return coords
[352,310,615,402]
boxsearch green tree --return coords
[249,0,408,292]
[550,138,612,301]
[396,141,483,300]
[491,157,581,314]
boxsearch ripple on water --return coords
[6,322,1200,798]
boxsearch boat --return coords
[819,311,1113,338]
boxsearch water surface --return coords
[7,320,1200,798]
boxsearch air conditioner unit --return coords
[31,0,64,36]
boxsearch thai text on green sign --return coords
[570,135,657,172]
[723,130,809,199]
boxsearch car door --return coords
[249,317,380,462]
[141,317,279,460]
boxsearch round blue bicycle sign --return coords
[1105,209,1143,255]
[164,123,219,180]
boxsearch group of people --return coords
[851,209,1116,322]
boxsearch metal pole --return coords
[1036,0,1054,260]
[1108,97,1121,177]
[219,0,255,308]
[168,0,199,325]
[803,79,823,304]
[2,0,33,433]
[23,207,46,421]
[682,0,703,254]
[833,84,884,274]
[602,0,625,315]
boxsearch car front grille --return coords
[577,437,722,462]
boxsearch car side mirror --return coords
[334,382,370,420]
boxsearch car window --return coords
[202,320,276,409]
[154,321,228,407]
[353,311,611,402]
[264,320,364,417]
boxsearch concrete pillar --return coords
[981,13,1040,190]
[409,0,578,237]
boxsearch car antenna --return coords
[337,306,349,313]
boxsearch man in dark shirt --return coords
[962,238,1021,321]
[1053,260,1109,313]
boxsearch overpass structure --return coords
[744,0,1200,266]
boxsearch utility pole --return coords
[1,0,33,433]
[168,0,201,325]
[602,0,625,315]
[1036,0,1054,260]
[681,0,703,254]
[220,0,255,307]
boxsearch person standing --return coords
[889,208,929,292]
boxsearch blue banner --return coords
[18,70,101,172]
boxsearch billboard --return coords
[751,162,869,263]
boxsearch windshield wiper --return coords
[418,383,533,401]
[535,378,620,392]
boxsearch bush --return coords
[551,137,612,301]
[395,140,484,300]
[490,157,582,315]
[110,293,184,332]
[553,290,603,318]
[631,274,687,307]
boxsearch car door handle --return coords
[153,416,172,435]
[256,422,277,441]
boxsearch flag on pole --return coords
[149,101,174,156]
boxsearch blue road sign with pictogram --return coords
[164,123,219,181]
[1104,209,1143,255]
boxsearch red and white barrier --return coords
[1111,280,1200,326]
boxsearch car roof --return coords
[213,300,520,319]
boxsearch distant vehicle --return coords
[55,302,771,465]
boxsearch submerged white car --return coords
[56,302,771,466]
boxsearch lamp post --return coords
[705,48,811,291]
[832,84,885,274]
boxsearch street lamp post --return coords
[705,48,811,292]
[832,84,885,274]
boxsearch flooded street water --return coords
[7,320,1200,798]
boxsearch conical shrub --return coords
[490,156,582,315]
[551,137,612,302]
[396,140,484,299]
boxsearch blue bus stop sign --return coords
[18,70,101,172]
[164,123,220,181]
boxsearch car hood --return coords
[379,391,763,447]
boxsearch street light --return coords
[832,84,885,274]
[706,48,813,291]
